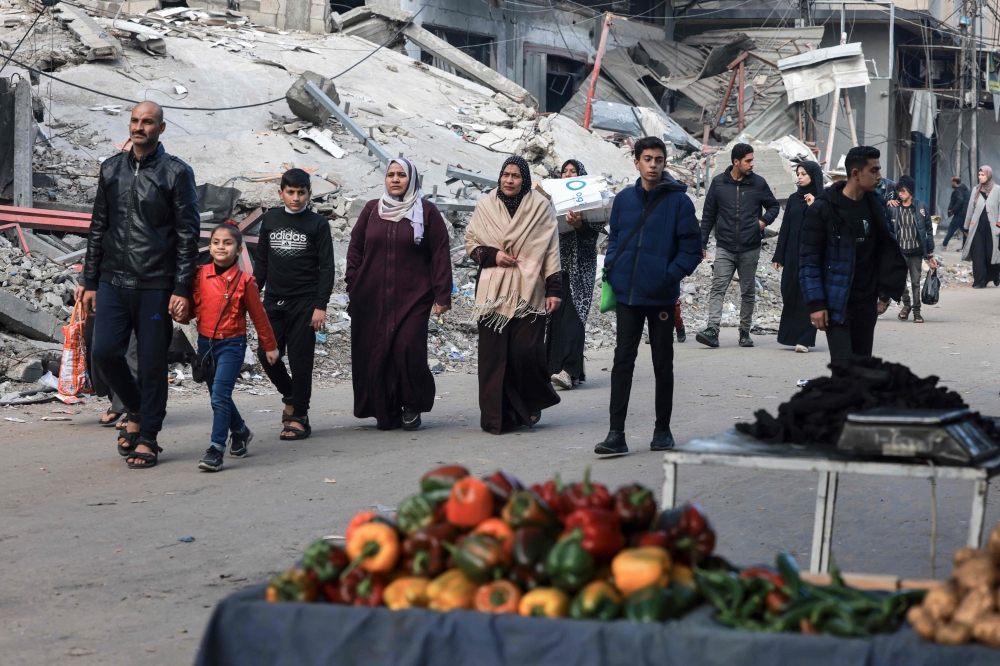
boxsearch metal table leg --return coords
[968,477,990,548]
[810,471,839,573]
[661,459,677,510]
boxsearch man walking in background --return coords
[697,143,780,349]
[75,101,201,469]
[800,146,907,362]
[890,176,937,323]
[943,175,970,250]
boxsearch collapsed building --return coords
[0,0,994,395]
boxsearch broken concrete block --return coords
[0,291,65,343]
[5,358,43,383]
[286,71,340,125]
[329,11,343,32]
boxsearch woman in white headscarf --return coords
[346,157,453,431]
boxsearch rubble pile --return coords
[0,235,80,322]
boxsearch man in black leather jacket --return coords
[75,101,200,469]
[696,143,780,349]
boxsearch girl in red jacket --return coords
[187,223,278,472]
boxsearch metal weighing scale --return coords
[836,408,1000,465]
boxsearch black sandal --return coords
[529,411,541,426]
[126,437,163,469]
[116,412,141,457]
[281,413,311,440]
[100,409,124,427]
[898,305,911,321]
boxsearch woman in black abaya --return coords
[772,161,823,351]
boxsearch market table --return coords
[660,429,1000,573]
[194,584,1000,666]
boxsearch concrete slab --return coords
[0,290,65,343]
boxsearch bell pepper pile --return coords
[697,552,925,636]
[266,465,716,622]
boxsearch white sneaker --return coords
[551,370,573,390]
[795,345,809,353]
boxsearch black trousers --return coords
[91,283,172,439]
[609,302,674,432]
[825,295,879,363]
[258,298,316,414]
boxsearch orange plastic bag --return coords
[58,302,94,396]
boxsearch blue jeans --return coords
[198,335,247,450]
[942,214,967,247]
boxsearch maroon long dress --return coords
[346,199,453,429]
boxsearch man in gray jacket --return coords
[697,144,780,348]
[890,175,937,323]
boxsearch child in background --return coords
[253,168,337,440]
[185,222,278,472]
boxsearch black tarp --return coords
[195,584,1000,666]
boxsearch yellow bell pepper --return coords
[612,547,672,598]
[518,587,570,618]
[383,576,430,610]
[426,570,478,611]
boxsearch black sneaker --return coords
[738,330,754,347]
[595,430,628,455]
[229,425,252,458]
[676,325,686,343]
[198,447,224,472]
[695,327,719,348]
[402,408,421,431]
[650,427,675,451]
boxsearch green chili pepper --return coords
[775,552,801,599]
[771,598,823,632]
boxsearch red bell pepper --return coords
[633,530,671,549]
[563,466,613,512]
[613,484,657,534]
[655,503,716,565]
[446,477,494,528]
[529,473,572,518]
[335,568,386,607]
[561,509,626,564]
[482,471,525,513]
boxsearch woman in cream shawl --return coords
[465,156,562,434]
[962,166,1000,288]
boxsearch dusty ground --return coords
[3,245,999,665]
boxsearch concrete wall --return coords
[188,0,327,32]
[394,0,666,88]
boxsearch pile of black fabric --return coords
[736,357,967,445]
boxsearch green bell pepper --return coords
[397,493,438,536]
[544,528,595,593]
[570,581,622,620]
[301,539,350,584]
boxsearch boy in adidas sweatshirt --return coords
[254,168,336,439]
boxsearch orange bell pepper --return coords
[345,511,377,541]
[346,522,400,574]
[611,547,672,598]
[473,518,514,555]
[446,477,494,528]
[671,563,695,589]
[474,580,522,614]
[383,576,430,610]
[518,587,570,618]
[426,569,478,611]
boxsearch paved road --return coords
[3,283,999,665]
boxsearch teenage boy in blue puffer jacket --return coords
[595,136,703,456]
[799,146,907,363]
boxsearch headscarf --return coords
[377,157,425,244]
[496,156,532,219]
[561,159,587,177]
[795,161,823,199]
[976,165,994,199]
